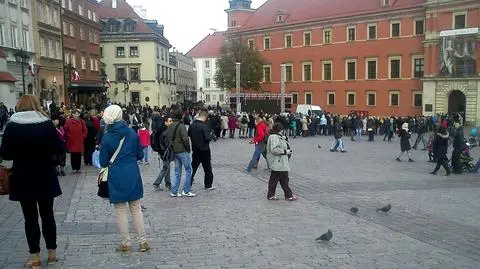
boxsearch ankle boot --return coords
[47,249,58,265]
[26,253,41,267]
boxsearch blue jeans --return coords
[142,147,149,162]
[356,128,362,140]
[331,139,345,151]
[172,152,192,194]
[248,127,254,138]
[247,144,263,172]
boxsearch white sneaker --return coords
[182,191,196,197]
[205,186,216,190]
[169,192,182,197]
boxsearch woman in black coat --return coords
[431,126,451,176]
[396,123,414,162]
[0,95,63,266]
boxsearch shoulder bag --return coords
[97,137,125,199]
[0,165,12,196]
[162,123,180,162]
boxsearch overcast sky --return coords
[126,0,268,53]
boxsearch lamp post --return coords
[280,64,286,113]
[235,62,241,113]
[123,80,129,105]
[14,49,30,95]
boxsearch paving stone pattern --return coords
[0,133,479,268]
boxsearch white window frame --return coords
[205,78,211,88]
[64,52,70,64]
[327,91,335,105]
[452,11,467,29]
[71,54,76,68]
[68,0,72,10]
[365,57,378,80]
[22,29,29,50]
[303,31,311,46]
[87,9,92,20]
[347,25,356,42]
[412,91,422,107]
[205,60,210,68]
[411,55,424,79]
[284,63,293,82]
[247,39,254,50]
[263,64,271,82]
[284,34,292,48]
[90,57,94,70]
[0,24,4,46]
[323,28,332,44]
[69,24,74,37]
[81,56,86,70]
[305,92,312,105]
[389,91,400,107]
[291,92,298,104]
[40,38,46,57]
[414,19,425,35]
[78,4,83,16]
[345,59,357,80]
[367,23,377,40]
[92,11,97,22]
[388,56,402,79]
[302,62,312,81]
[390,20,401,37]
[366,91,376,106]
[263,36,270,50]
[346,91,356,106]
[55,40,60,59]
[10,26,18,48]
[322,60,332,81]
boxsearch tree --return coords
[214,40,265,92]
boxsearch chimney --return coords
[112,0,117,8]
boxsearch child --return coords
[138,124,150,164]
[53,117,67,176]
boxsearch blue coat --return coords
[100,121,144,204]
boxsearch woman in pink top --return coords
[137,124,150,164]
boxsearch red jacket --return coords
[138,128,150,147]
[252,121,267,144]
[91,116,101,132]
[64,118,87,153]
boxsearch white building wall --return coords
[194,57,226,106]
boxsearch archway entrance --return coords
[448,90,466,124]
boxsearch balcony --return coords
[169,54,177,67]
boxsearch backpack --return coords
[241,116,248,124]
[150,131,159,152]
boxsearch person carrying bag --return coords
[97,138,125,198]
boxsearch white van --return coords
[295,104,323,117]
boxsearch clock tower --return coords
[225,0,255,29]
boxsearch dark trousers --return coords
[20,198,57,254]
[221,129,227,138]
[433,155,451,174]
[368,131,374,141]
[71,152,82,171]
[451,149,462,173]
[84,144,95,165]
[267,171,293,199]
[191,150,214,188]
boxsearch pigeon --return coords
[315,229,333,242]
[376,204,391,213]
[317,144,322,149]
[350,207,358,214]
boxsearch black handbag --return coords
[97,137,125,198]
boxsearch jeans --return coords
[191,150,214,188]
[356,128,362,140]
[247,144,264,172]
[20,198,57,254]
[154,157,171,187]
[248,127,255,138]
[331,139,345,151]
[142,147,149,163]
[172,152,193,194]
[413,133,426,149]
[113,200,147,246]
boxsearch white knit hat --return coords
[103,105,123,125]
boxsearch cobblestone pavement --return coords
[1,133,479,269]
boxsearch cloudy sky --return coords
[126,0,268,53]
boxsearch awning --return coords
[68,82,106,92]
[0,72,17,83]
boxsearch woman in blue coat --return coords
[99,105,150,252]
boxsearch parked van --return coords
[296,104,323,117]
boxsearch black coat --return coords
[0,111,63,201]
[188,120,214,152]
[399,129,412,152]
[433,132,449,156]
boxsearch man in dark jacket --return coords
[431,126,451,176]
[153,116,173,190]
[330,117,346,152]
[413,118,427,150]
[451,122,465,174]
[188,110,216,190]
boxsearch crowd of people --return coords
[0,95,476,267]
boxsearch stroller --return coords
[459,143,476,173]
[468,128,478,146]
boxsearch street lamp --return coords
[14,49,30,95]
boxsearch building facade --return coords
[33,0,63,106]
[172,51,197,103]
[62,0,103,107]
[0,48,18,109]
[0,0,35,100]
[188,32,228,106]
[99,0,177,108]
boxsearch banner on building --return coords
[439,27,478,77]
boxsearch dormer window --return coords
[108,24,117,32]
[124,23,135,32]
[230,20,237,27]
[276,15,283,23]
[383,0,390,6]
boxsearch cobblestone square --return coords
[1,135,479,268]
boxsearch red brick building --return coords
[62,0,104,106]
[192,0,480,122]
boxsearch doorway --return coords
[448,90,466,124]
[131,91,140,104]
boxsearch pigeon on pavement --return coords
[376,204,391,213]
[315,229,333,242]
[350,207,358,214]
[317,144,322,149]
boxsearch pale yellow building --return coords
[99,0,177,107]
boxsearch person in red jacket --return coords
[64,109,87,173]
[246,117,268,172]
[137,124,150,164]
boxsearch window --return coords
[389,57,401,79]
[124,23,135,32]
[129,46,139,57]
[100,47,103,58]
[69,24,74,37]
[263,65,271,82]
[415,19,424,35]
[156,47,159,58]
[347,26,356,41]
[20,0,27,8]
[302,63,312,81]
[0,24,5,46]
[116,47,125,57]
[366,59,377,79]
[40,38,46,57]
[92,11,97,22]
[323,29,332,44]
[87,9,92,20]
[161,48,164,60]
[323,61,332,81]
[10,26,18,48]
[90,57,94,70]
[413,92,422,107]
[22,29,28,50]
[68,0,72,10]
[48,39,53,57]
[304,32,311,46]
[383,0,390,5]
[368,24,376,40]
[219,94,224,102]
[130,67,140,81]
[347,92,356,106]
[264,37,270,50]
[327,92,335,105]
[116,67,126,81]
[55,41,60,59]
[248,39,254,50]
[285,34,292,48]
[108,24,117,32]
[205,60,210,68]
[63,21,68,35]
[391,22,400,37]
[276,15,283,23]
[305,93,312,105]
[205,94,211,102]
[346,60,356,80]
[454,13,466,29]
[45,5,51,25]
[52,9,59,27]
[88,30,93,42]
[292,93,298,104]
[79,27,84,40]
[413,57,424,78]
[390,91,399,106]
[61,0,65,8]
[205,78,211,87]
[64,52,70,64]
[71,54,76,68]
[367,92,376,106]
[78,4,83,16]
[285,65,293,81]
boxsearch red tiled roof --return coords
[0,48,5,59]
[187,32,226,58]
[0,72,17,83]
[240,0,425,31]
[98,0,153,34]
